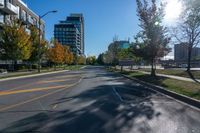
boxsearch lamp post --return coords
[38,10,57,73]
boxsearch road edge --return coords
[120,74,200,109]
[0,70,69,82]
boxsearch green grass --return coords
[115,69,200,100]
[64,65,85,70]
[140,69,200,79]
[0,65,85,79]
[0,72,38,79]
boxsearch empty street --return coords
[0,66,199,133]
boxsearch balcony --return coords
[20,15,28,25]
[0,0,3,6]
[27,17,33,25]
[0,0,18,15]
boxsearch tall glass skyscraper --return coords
[54,14,84,55]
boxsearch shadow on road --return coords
[1,67,162,133]
[1,85,161,133]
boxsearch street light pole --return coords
[38,15,41,73]
[37,10,57,73]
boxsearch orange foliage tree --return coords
[47,41,65,65]
[63,46,74,65]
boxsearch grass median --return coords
[108,68,200,100]
[0,65,85,79]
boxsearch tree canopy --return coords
[0,21,32,62]
[133,0,171,76]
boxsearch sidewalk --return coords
[121,67,200,83]
[139,70,200,83]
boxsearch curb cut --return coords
[121,74,200,109]
[0,70,69,82]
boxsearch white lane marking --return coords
[112,87,123,102]
[38,101,46,111]
[52,104,58,109]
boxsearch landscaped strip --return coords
[108,68,200,101]
[0,65,85,80]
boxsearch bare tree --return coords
[172,0,200,72]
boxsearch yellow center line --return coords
[0,75,83,96]
[0,77,83,112]
[0,85,67,96]
[39,79,70,83]
[3,74,80,92]
[54,75,80,79]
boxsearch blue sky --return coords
[22,0,139,56]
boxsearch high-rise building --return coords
[174,43,188,61]
[192,47,200,60]
[108,40,131,51]
[174,43,200,61]
[0,0,45,37]
[54,13,84,55]
[118,40,131,49]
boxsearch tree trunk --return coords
[54,65,56,71]
[151,58,156,76]
[187,47,192,72]
[12,60,15,72]
[121,66,123,72]
[29,62,32,71]
[12,60,17,72]
[131,65,133,70]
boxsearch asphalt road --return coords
[0,66,199,133]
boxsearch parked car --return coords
[0,69,8,74]
[179,64,188,68]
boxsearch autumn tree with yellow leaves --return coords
[0,21,32,71]
[28,25,48,63]
[76,55,86,65]
[63,46,74,65]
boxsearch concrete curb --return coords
[121,74,200,109]
[0,70,69,82]
[80,66,87,69]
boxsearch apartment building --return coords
[175,43,200,61]
[0,0,45,67]
[54,14,84,55]
[0,0,45,37]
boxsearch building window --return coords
[0,14,4,23]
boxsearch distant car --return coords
[0,69,7,74]
[179,64,188,68]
